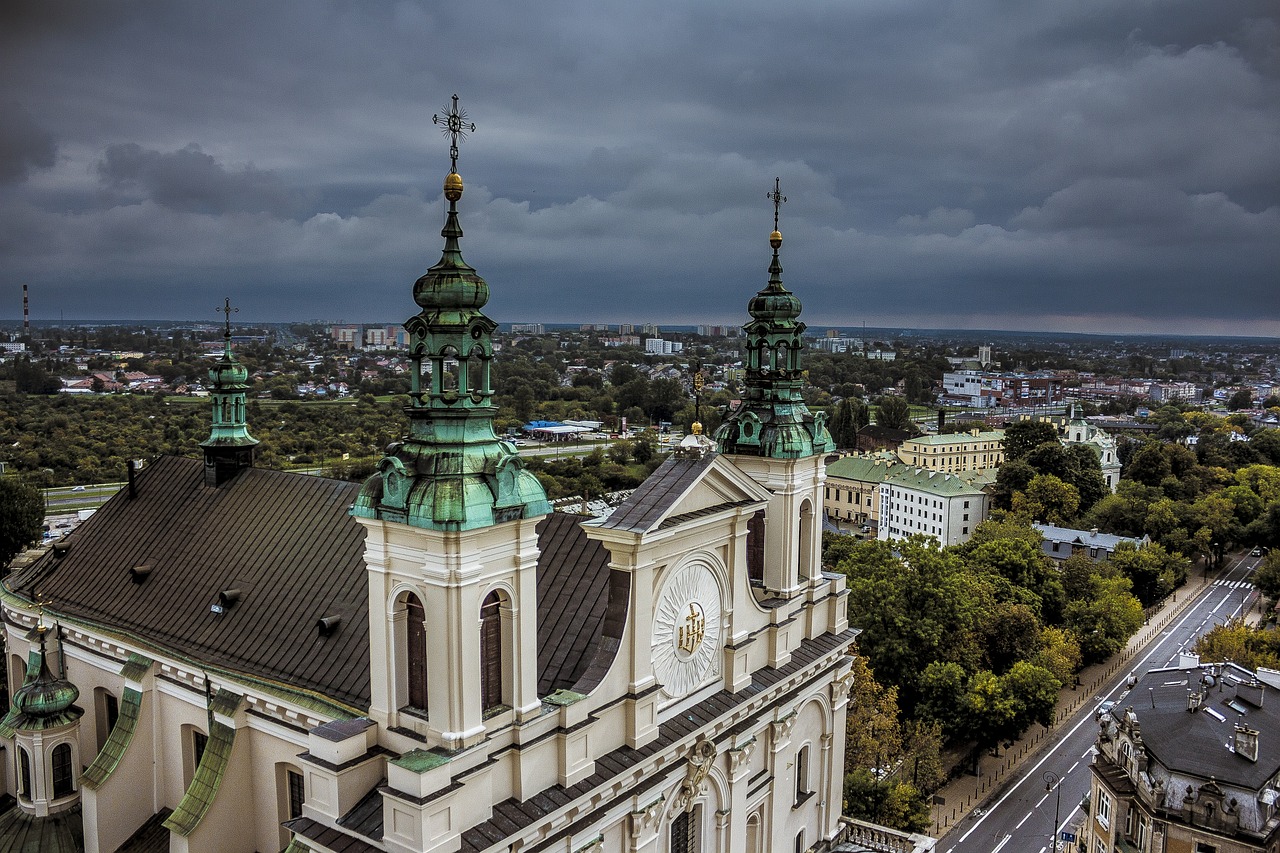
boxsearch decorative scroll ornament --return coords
[671,738,718,814]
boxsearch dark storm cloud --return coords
[0,0,1277,334]
[96,143,303,217]
[0,103,56,183]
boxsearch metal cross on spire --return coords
[217,297,238,337]
[768,177,786,231]
[433,94,476,174]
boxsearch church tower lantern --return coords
[199,298,258,486]
[714,179,832,599]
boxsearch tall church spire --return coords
[353,96,549,530]
[199,298,258,486]
[714,178,833,459]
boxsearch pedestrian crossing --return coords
[1212,579,1254,589]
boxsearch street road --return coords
[941,549,1264,853]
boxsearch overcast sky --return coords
[2,1,1277,336]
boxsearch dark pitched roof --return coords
[535,512,618,696]
[596,453,717,533]
[7,456,371,709]
[6,456,615,712]
[1128,665,1280,790]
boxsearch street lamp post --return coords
[1044,771,1061,853]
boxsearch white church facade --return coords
[0,132,859,853]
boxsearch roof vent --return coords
[316,615,341,637]
[52,540,71,557]
[130,564,153,583]
[1188,690,1203,713]
[218,588,241,608]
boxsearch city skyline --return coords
[2,1,1278,337]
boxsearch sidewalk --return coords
[928,569,1225,838]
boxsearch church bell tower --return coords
[352,96,550,749]
[714,179,833,597]
[199,299,258,486]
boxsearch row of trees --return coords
[826,516,1158,830]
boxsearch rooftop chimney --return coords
[1233,725,1259,762]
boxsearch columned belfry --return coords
[199,298,258,486]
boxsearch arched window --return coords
[480,591,504,712]
[17,747,32,801]
[797,500,814,581]
[52,743,74,798]
[744,814,761,853]
[404,593,428,711]
[795,744,811,804]
[747,511,766,585]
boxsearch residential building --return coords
[508,323,544,334]
[823,454,902,529]
[1032,523,1149,563]
[878,467,993,546]
[0,164,857,853]
[1084,659,1280,853]
[644,337,684,354]
[895,429,1004,473]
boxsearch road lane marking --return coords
[1016,811,1033,829]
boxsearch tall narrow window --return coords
[193,730,208,769]
[405,593,428,711]
[480,592,503,712]
[795,830,806,853]
[18,748,31,801]
[52,743,73,797]
[795,745,811,804]
[287,769,305,819]
[670,808,698,853]
[747,510,766,585]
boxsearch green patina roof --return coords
[208,687,241,718]
[352,171,549,532]
[0,803,84,853]
[119,652,153,684]
[282,839,312,853]
[825,455,904,483]
[199,328,258,452]
[0,632,84,735]
[391,747,451,774]
[543,689,586,707]
[80,687,142,790]
[715,225,833,461]
[902,430,1005,447]
[163,717,237,837]
[882,466,994,496]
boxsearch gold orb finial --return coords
[770,229,783,249]
[692,421,703,435]
[444,171,464,201]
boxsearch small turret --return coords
[199,298,258,486]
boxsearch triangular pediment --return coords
[594,452,771,536]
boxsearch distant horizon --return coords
[2,316,1276,345]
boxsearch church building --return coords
[0,112,857,853]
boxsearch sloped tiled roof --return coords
[5,455,615,713]
[596,453,717,533]
[6,456,371,710]
[535,513,616,696]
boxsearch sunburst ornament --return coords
[652,562,722,700]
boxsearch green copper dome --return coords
[0,627,84,733]
[354,161,549,531]
[714,216,834,460]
